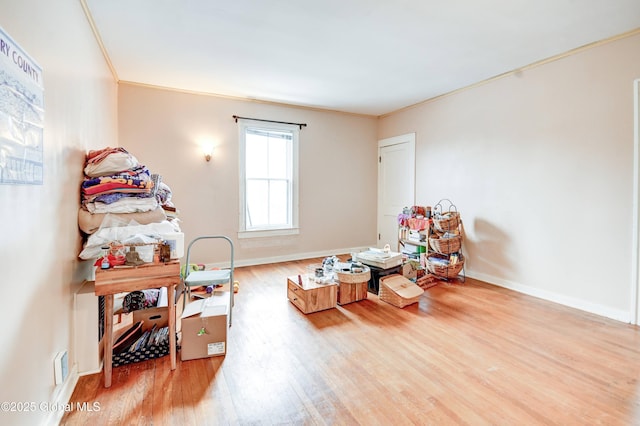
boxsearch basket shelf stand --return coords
[426,199,466,283]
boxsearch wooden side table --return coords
[287,275,337,314]
[94,260,180,388]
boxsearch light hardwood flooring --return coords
[62,258,640,425]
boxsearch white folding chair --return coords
[183,235,234,325]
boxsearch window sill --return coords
[238,228,300,239]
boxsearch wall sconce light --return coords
[202,144,213,162]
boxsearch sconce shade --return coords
[202,145,213,162]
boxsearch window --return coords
[238,119,299,238]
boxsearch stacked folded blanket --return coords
[81,148,156,217]
[77,147,181,258]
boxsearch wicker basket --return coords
[429,234,462,254]
[379,274,424,308]
[336,267,371,283]
[432,212,460,232]
[426,253,465,279]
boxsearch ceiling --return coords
[83,0,640,116]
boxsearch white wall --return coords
[379,32,640,322]
[0,2,117,425]
[118,84,379,266]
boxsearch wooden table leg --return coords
[168,284,176,370]
[104,294,114,388]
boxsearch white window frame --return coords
[238,119,299,239]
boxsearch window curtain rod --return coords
[232,115,307,129]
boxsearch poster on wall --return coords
[0,25,44,185]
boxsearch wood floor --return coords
[62,258,640,425]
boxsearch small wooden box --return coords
[337,281,368,305]
[287,275,337,314]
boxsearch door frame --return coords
[377,133,416,248]
[632,79,640,324]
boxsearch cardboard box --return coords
[132,291,184,332]
[180,292,229,361]
[108,291,185,368]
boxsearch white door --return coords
[377,133,415,250]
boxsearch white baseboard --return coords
[44,365,79,426]
[78,365,102,376]
[467,271,631,324]
[203,246,369,269]
[202,249,632,323]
